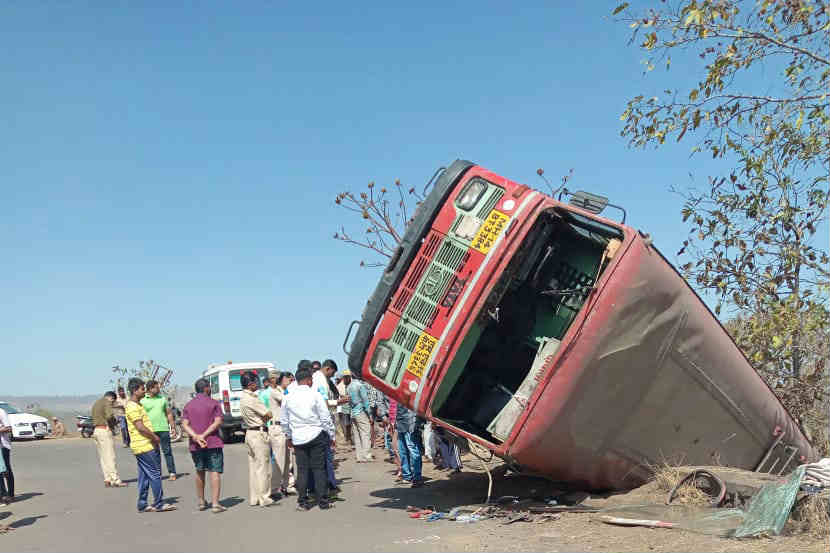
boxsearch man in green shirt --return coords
[140,380,178,480]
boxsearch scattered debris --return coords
[528,504,600,514]
[600,515,676,529]
[393,535,441,545]
[597,465,813,538]
[733,465,806,537]
[666,469,726,507]
[534,513,562,523]
[501,512,533,525]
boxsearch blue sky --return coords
[2,1,763,395]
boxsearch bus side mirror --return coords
[569,190,608,215]
[559,188,627,223]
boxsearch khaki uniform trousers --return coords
[93,427,121,484]
[268,424,291,491]
[351,411,372,462]
[245,429,272,506]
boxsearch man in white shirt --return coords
[280,367,335,511]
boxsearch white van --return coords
[202,361,272,442]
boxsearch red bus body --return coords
[346,160,816,490]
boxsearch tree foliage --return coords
[615,0,829,442]
[726,306,829,451]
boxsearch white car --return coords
[203,361,272,442]
[0,401,51,440]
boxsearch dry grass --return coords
[647,462,712,506]
[787,494,830,539]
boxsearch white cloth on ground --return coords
[801,457,830,488]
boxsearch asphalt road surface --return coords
[0,436,480,552]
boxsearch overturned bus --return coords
[344,160,817,491]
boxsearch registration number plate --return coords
[406,332,438,378]
[472,210,510,254]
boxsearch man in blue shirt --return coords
[346,374,373,462]
[396,404,423,487]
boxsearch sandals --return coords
[211,504,226,513]
[140,504,177,513]
[197,501,209,511]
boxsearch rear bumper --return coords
[347,159,475,377]
[221,415,243,429]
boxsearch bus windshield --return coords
[431,208,622,444]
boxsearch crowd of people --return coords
[81,358,464,514]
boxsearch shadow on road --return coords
[9,515,47,529]
[367,470,564,512]
[219,496,245,508]
[0,511,10,521]
[10,492,43,503]
[164,496,181,505]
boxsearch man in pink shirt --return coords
[182,378,226,513]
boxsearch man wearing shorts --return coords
[182,378,226,513]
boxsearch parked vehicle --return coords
[0,401,51,440]
[169,405,183,442]
[345,159,817,491]
[76,414,95,438]
[202,362,272,442]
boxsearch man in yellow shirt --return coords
[125,378,176,513]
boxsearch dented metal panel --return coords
[347,159,818,492]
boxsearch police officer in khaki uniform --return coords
[239,372,274,507]
[267,370,294,496]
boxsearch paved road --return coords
[0,437,481,552]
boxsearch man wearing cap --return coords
[239,372,274,507]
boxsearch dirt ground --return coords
[403,454,829,553]
[12,436,828,552]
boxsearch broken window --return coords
[431,208,623,444]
